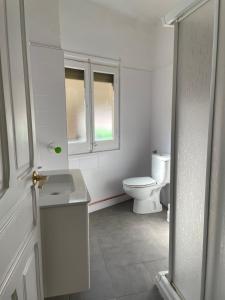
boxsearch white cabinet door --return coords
[0,0,43,299]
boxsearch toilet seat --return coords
[123,177,156,188]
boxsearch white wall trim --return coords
[155,271,182,300]
[30,41,62,51]
[64,49,120,67]
[122,65,153,73]
[88,194,131,213]
[63,50,155,73]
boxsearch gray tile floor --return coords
[54,200,169,300]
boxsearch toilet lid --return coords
[123,177,156,187]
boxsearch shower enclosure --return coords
[156,0,225,299]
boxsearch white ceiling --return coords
[88,0,182,25]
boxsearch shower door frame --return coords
[164,0,220,299]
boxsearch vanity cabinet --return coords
[39,170,90,298]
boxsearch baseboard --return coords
[155,271,182,300]
[88,194,131,213]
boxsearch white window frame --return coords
[64,56,120,155]
[64,59,91,155]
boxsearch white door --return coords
[0,0,43,299]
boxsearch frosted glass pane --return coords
[65,68,86,142]
[173,2,214,299]
[93,72,114,141]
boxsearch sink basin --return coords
[39,169,90,208]
[42,174,75,195]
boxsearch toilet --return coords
[123,153,170,214]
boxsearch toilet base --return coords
[133,191,162,214]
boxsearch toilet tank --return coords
[151,154,170,185]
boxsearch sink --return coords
[42,174,75,196]
[39,169,90,208]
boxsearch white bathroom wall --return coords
[29,45,68,170]
[25,0,174,205]
[150,25,174,155]
[69,68,152,202]
[150,65,173,155]
[150,25,174,206]
[59,0,155,70]
[59,0,154,203]
[24,0,61,47]
[151,25,174,70]
[24,0,68,170]
[69,68,151,201]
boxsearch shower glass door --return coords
[171,1,216,299]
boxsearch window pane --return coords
[93,72,114,141]
[65,68,86,142]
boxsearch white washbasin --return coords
[42,174,75,196]
[39,169,90,208]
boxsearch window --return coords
[65,68,86,142]
[64,60,91,154]
[93,72,114,142]
[65,58,119,155]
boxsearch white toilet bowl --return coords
[123,177,163,214]
[123,154,170,214]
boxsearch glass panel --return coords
[173,2,214,299]
[65,68,86,142]
[93,72,114,141]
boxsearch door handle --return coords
[32,171,48,188]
